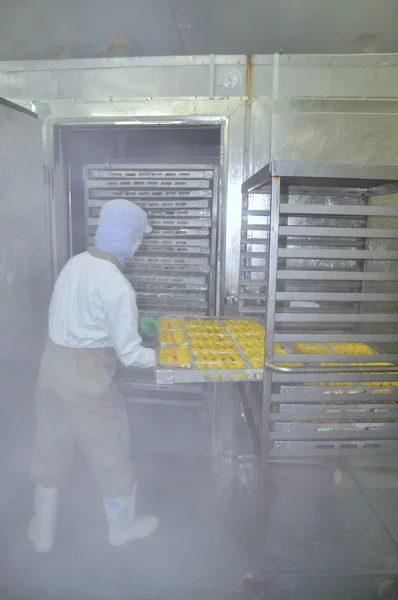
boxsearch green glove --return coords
[139,316,159,338]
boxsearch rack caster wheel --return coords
[378,578,398,600]
[241,575,268,598]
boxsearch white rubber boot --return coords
[104,485,159,547]
[27,485,59,553]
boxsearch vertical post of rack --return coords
[255,174,281,566]
[239,188,249,311]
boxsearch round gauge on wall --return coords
[219,68,242,92]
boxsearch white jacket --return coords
[48,250,156,368]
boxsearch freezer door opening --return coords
[60,124,222,318]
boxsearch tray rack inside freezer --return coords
[240,160,398,460]
[84,164,219,317]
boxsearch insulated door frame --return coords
[38,98,247,317]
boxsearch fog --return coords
[1,100,398,600]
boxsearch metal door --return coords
[0,98,49,365]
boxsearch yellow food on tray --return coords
[158,318,183,330]
[196,363,221,370]
[184,319,223,329]
[195,351,246,370]
[188,332,229,342]
[274,343,290,354]
[159,330,188,346]
[186,326,226,336]
[245,350,264,360]
[238,338,265,368]
[194,351,216,361]
[231,330,264,340]
[362,381,398,386]
[328,343,375,355]
[250,359,264,369]
[185,326,226,336]
[158,347,191,368]
[228,331,264,346]
[225,324,265,344]
[239,340,264,353]
[292,343,332,354]
[191,340,238,353]
[226,319,264,331]
[241,345,264,358]
[193,350,242,361]
[184,319,212,327]
[196,362,233,370]
[319,362,392,367]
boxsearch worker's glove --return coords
[139,316,159,338]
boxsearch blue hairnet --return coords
[95,199,152,264]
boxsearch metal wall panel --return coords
[57,66,211,100]
[277,54,398,99]
[246,97,272,176]
[271,112,398,164]
[0,56,252,101]
[2,54,398,102]
[0,100,50,363]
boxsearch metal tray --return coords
[86,178,211,189]
[140,237,210,247]
[127,273,207,286]
[88,188,213,199]
[88,199,210,209]
[130,255,210,268]
[154,317,265,384]
[137,245,210,255]
[150,317,398,385]
[88,207,211,219]
[88,168,213,180]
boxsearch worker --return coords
[28,199,159,553]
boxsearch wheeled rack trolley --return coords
[239,161,398,596]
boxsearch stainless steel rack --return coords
[84,164,219,317]
[240,160,398,577]
[241,161,398,460]
[239,161,398,576]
